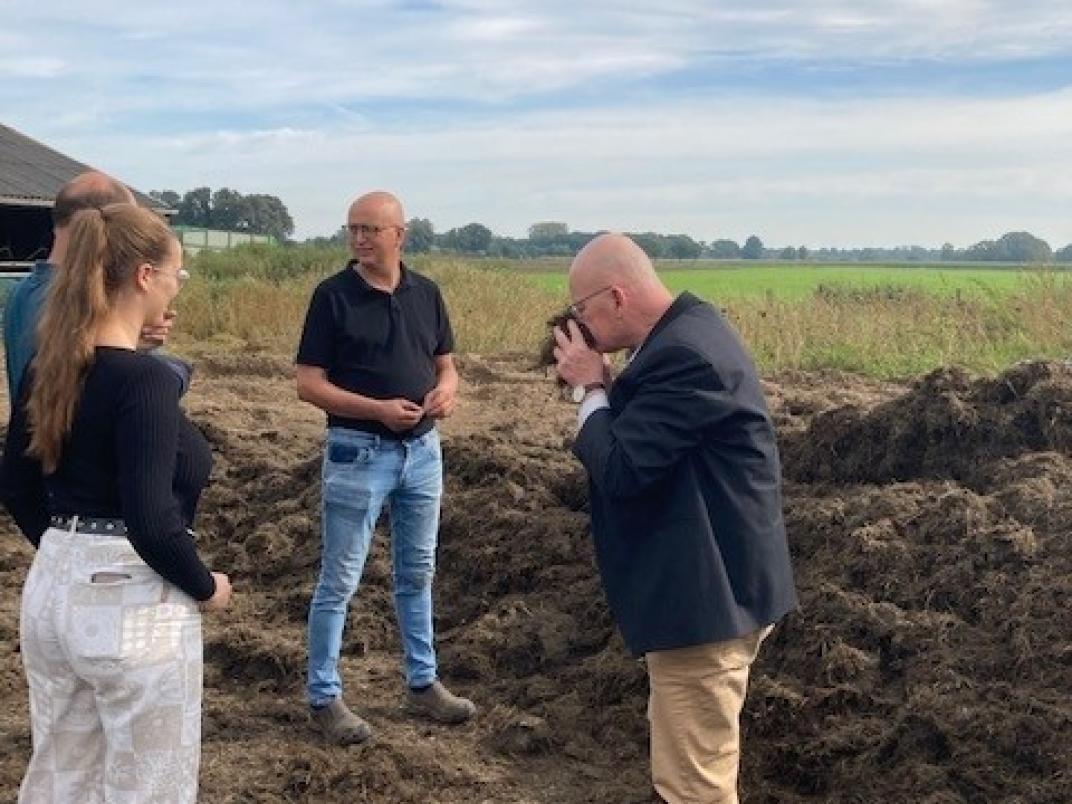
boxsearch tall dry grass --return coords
[730,279,1072,377]
[170,246,1072,378]
[424,258,562,354]
[170,248,562,356]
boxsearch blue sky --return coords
[2,0,1071,247]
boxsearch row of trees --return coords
[146,190,1068,264]
[941,231,1063,263]
[152,193,1068,264]
[317,220,1071,264]
[305,218,496,255]
[149,187,295,242]
[313,220,728,260]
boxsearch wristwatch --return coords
[571,381,605,403]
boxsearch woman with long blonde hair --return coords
[0,203,231,803]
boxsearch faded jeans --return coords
[307,427,442,706]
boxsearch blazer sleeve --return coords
[573,344,740,500]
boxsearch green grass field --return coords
[521,261,1070,302]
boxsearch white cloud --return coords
[34,87,1070,248]
[448,14,545,42]
[5,1,1072,114]
[0,56,67,78]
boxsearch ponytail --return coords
[26,204,174,472]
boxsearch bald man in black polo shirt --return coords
[296,191,475,745]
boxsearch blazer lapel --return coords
[608,292,704,408]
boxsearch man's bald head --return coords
[567,233,673,352]
[349,191,405,228]
[570,233,661,291]
[53,171,135,229]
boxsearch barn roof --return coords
[0,123,165,211]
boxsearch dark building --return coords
[0,123,166,274]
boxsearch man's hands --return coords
[423,383,457,419]
[377,380,456,434]
[379,398,425,433]
[554,319,606,389]
[296,363,458,435]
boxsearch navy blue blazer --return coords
[573,293,797,655]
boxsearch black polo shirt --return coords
[296,261,454,438]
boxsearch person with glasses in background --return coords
[3,171,193,406]
[295,190,475,746]
[553,233,797,804]
[0,203,232,803]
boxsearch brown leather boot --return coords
[402,681,476,724]
[310,699,372,745]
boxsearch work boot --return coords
[310,698,372,745]
[403,680,476,724]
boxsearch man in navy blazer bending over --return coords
[553,233,796,804]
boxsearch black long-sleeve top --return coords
[0,347,216,601]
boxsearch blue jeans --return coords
[307,427,442,707]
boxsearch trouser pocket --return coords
[67,569,171,659]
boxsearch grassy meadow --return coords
[166,244,1072,379]
[521,261,1047,300]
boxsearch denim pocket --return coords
[328,441,374,464]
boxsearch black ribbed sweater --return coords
[0,347,215,601]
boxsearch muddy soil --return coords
[1,353,1070,802]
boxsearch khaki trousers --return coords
[646,626,772,804]
[18,526,203,804]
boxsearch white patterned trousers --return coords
[18,526,203,804]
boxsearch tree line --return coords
[311,220,1072,264]
[154,190,1070,264]
[149,187,295,242]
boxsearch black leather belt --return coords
[50,515,128,536]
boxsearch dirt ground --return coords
[1,352,1070,802]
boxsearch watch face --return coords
[571,385,586,403]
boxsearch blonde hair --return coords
[27,204,175,473]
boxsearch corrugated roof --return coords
[0,123,165,210]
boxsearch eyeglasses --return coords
[568,285,614,318]
[152,265,190,286]
[346,223,402,237]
